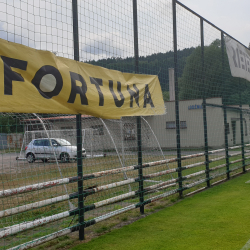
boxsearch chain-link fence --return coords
[0,0,250,249]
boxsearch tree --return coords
[178,39,249,105]
[0,115,23,134]
[87,48,195,92]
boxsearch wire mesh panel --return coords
[0,0,250,249]
[78,0,134,65]
[0,0,74,59]
[0,113,79,249]
[174,5,206,193]
[136,0,173,103]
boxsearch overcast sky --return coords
[0,0,249,61]
[178,0,250,47]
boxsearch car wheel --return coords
[41,158,48,163]
[60,153,69,163]
[26,153,35,163]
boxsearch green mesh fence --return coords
[0,0,249,249]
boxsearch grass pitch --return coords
[71,171,250,250]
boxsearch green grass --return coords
[71,172,250,250]
[1,151,248,249]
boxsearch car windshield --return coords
[55,139,71,146]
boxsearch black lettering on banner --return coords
[127,84,139,108]
[231,47,238,67]
[236,48,241,68]
[246,54,250,73]
[109,80,124,107]
[243,53,247,71]
[90,77,104,106]
[143,84,154,108]
[68,72,88,105]
[239,50,245,70]
[31,65,63,99]
[1,56,27,95]
[244,52,250,73]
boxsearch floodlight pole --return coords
[72,0,84,240]
[133,0,144,214]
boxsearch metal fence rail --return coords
[0,0,250,249]
[2,145,250,248]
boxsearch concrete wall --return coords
[226,106,250,146]
[145,97,233,149]
[23,99,250,151]
[7,133,23,149]
[0,133,23,149]
[0,133,7,149]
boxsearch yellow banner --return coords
[0,39,165,119]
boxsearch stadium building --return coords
[147,97,250,149]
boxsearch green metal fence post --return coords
[223,106,230,179]
[221,32,230,180]
[72,0,84,240]
[173,0,183,197]
[76,115,84,239]
[133,0,144,214]
[239,80,246,172]
[201,18,210,187]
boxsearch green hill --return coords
[86,47,195,93]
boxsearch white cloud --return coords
[0,0,248,64]
[178,0,250,47]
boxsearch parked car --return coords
[25,138,86,163]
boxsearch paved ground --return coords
[0,149,244,175]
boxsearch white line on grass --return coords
[241,238,250,250]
